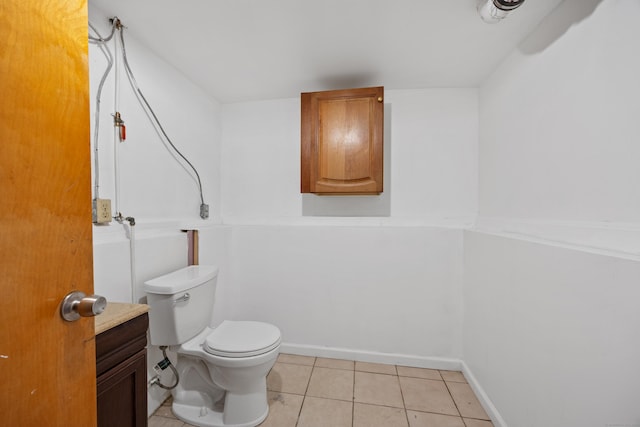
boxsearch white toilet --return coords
[143,265,281,427]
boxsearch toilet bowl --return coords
[144,265,281,427]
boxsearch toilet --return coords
[143,265,281,427]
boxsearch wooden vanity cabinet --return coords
[301,86,384,194]
[96,313,149,427]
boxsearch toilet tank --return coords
[143,265,219,346]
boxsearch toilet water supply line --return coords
[149,346,180,390]
[128,218,136,304]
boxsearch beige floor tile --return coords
[397,365,442,380]
[267,362,313,395]
[354,403,408,427]
[463,419,494,427]
[259,392,304,427]
[277,353,316,366]
[297,396,352,427]
[355,361,398,375]
[307,367,354,401]
[151,396,174,418]
[407,411,465,427]
[440,370,467,383]
[446,382,489,420]
[315,357,355,370]
[148,415,185,427]
[152,404,174,418]
[354,371,404,408]
[399,377,459,416]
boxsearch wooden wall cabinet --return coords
[301,86,384,194]
[96,313,149,427]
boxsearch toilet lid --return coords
[204,320,281,358]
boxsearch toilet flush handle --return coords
[60,291,107,322]
[174,292,190,305]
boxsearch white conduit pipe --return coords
[113,24,121,216]
[88,24,113,200]
[129,223,137,303]
[117,193,138,306]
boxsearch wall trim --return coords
[461,361,508,427]
[219,216,476,229]
[474,217,640,260]
[280,342,462,371]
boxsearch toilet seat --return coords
[204,320,281,358]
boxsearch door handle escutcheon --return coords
[60,291,107,322]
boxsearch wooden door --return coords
[0,1,96,426]
[301,86,384,194]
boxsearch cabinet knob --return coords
[377,97,383,102]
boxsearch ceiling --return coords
[89,0,564,104]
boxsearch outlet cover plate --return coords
[93,198,112,224]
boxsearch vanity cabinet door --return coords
[97,350,147,427]
[96,313,149,427]
[301,86,384,194]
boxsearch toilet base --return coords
[170,358,270,427]
[173,398,269,427]
[168,328,279,427]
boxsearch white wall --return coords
[211,225,464,362]
[479,0,640,226]
[221,89,478,223]
[214,88,478,365]
[466,1,640,426]
[387,90,478,221]
[89,4,222,301]
[463,231,640,427]
[88,6,222,223]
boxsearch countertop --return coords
[95,302,149,335]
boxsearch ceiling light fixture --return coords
[477,0,526,23]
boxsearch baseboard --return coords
[461,361,508,427]
[280,342,462,371]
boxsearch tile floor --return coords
[148,353,493,427]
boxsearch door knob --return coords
[60,291,107,322]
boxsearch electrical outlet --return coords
[92,198,112,224]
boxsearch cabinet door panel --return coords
[97,350,148,427]
[302,87,383,194]
[318,98,371,181]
